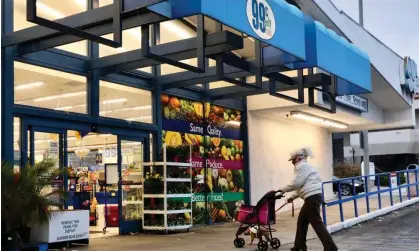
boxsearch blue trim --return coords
[288,15,371,95]
[153,0,306,61]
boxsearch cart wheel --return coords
[102,227,106,234]
[270,238,281,249]
[258,240,268,251]
[234,238,245,248]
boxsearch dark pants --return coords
[294,194,337,251]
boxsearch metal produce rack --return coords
[142,144,193,233]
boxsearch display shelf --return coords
[143,162,192,167]
[143,209,192,215]
[123,201,143,205]
[166,178,192,182]
[143,194,165,198]
[142,144,193,232]
[166,193,192,198]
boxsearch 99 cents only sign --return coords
[246,0,276,40]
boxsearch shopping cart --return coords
[234,190,286,251]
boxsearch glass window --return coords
[13,0,88,55]
[100,81,153,123]
[14,62,87,114]
[99,27,152,73]
[13,117,21,172]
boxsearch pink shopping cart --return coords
[234,190,285,251]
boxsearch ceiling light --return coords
[289,111,348,129]
[56,104,87,111]
[36,2,65,19]
[33,91,86,102]
[126,116,152,121]
[102,98,127,105]
[161,21,194,39]
[226,121,242,126]
[100,105,152,115]
[15,81,45,90]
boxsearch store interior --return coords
[13,122,144,238]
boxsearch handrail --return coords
[321,169,419,226]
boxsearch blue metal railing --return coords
[321,169,419,226]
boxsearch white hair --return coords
[290,147,314,160]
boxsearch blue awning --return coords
[149,0,371,95]
[288,15,372,95]
[149,0,306,62]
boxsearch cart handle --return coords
[275,200,295,217]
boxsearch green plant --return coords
[333,162,362,178]
[1,159,67,245]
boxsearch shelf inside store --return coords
[123,201,143,205]
[166,178,191,182]
[143,209,192,215]
[143,194,165,198]
[166,193,192,198]
[143,162,192,167]
[143,225,192,230]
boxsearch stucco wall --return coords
[247,111,334,211]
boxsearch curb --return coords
[327,197,419,233]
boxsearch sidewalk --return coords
[77,195,417,251]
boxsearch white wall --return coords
[247,111,334,211]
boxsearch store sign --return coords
[401,56,419,93]
[336,95,368,112]
[246,0,276,40]
[32,210,89,243]
[192,192,244,202]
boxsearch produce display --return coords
[167,167,192,179]
[167,182,192,194]
[162,94,204,124]
[143,171,164,194]
[192,202,207,225]
[143,215,164,227]
[163,131,201,159]
[167,213,191,227]
[124,205,142,220]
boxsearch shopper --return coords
[279,147,338,251]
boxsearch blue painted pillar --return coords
[152,24,163,161]
[1,0,14,164]
[242,98,251,205]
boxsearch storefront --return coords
[2,0,372,242]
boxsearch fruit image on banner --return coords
[162,95,245,225]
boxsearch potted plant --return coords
[1,159,67,250]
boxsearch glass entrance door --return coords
[28,127,66,208]
[118,137,145,234]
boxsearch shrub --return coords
[333,162,361,178]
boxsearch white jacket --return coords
[280,161,323,200]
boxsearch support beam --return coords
[208,73,330,100]
[4,7,167,54]
[88,31,242,75]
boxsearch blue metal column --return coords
[88,0,100,118]
[1,0,14,164]
[152,24,163,161]
[242,98,251,205]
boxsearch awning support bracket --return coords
[141,15,206,74]
[26,0,125,48]
[308,75,337,114]
[269,69,304,103]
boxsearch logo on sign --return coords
[401,56,419,93]
[246,0,276,40]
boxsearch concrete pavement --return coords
[74,202,419,251]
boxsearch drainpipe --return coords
[359,0,364,27]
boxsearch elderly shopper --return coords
[279,147,338,251]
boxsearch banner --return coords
[161,94,245,224]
